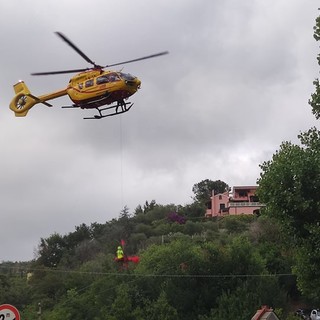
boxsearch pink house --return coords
[205,186,264,217]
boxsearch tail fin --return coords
[9,81,39,117]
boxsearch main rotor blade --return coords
[55,31,98,67]
[104,51,169,68]
[31,68,90,76]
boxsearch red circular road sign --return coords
[0,304,20,320]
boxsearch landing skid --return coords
[62,101,133,119]
[84,101,133,120]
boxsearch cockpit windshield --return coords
[119,73,136,81]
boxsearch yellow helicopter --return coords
[9,32,168,119]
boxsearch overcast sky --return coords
[0,0,319,262]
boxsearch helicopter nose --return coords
[126,77,141,90]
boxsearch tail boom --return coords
[9,81,67,117]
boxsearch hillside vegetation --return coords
[0,204,304,320]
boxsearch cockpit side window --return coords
[97,73,121,85]
[108,73,121,82]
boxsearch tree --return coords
[257,130,320,240]
[118,206,134,241]
[309,14,320,118]
[144,291,178,320]
[178,202,207,218]
[119,205,130,219]
[36,233,66,267]
[257,11,320,243]
[292,224,320,300]
[257,12,320,301]
[134,236,283,320]
[108,283,135,320]
[257,129,320,299]
[134,201,157,215]
[65,223,92,249]
[192,179,229,205]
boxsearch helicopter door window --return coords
[85,79,94,87]
[78,83,83,90]
[96,75,109,85]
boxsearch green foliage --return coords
[258,130,320,240]
[183,220,204,235]
[134,200,158,215]
[8,154,320,320]
[192,179,229,204]
[220,215,255,234]
[178,202,207,218]
[108,283,134,320]
[133,223,153,236]
[257,128,320,300]
[292,223,320,301]
[0,274,32,310]
[132,236,287,319]
[1,210,299,319]
[208,284,267,320]
[144,291,178,320]
[310,78,320,118]
[37,233,66,267]
[309,14,320,117]
[1,190,307,320]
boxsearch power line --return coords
[0,265,294,279]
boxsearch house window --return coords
[239,191,248,197]
[250,195,259,202]
[219,195,222,200]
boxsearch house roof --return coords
[233,186,258,190]
[251,306,279,320]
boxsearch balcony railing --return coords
[228,202,264,207]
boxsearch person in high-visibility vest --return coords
[116,246,124,261]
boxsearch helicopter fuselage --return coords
[67,70,141,108]
[9,70,141,117]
